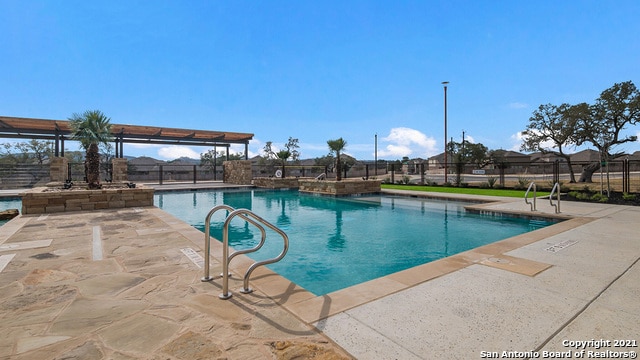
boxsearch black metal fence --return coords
[0,164,49,189]
[1,159,638,193]
[393,159,640,193]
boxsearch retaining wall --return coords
[298,179,381,195]
[22,185,154,214]
[253,177,303,189]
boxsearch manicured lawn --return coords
[381,184,551,198]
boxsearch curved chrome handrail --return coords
[219,209,289,299]
[549,182,561,214]
[524,181,537,211]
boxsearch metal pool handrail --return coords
[200,204,289,300]
[201,204,239,282]
[524,181,537,211]
[201,204,268,280]
[221,209,289,299]
[549,182,561,214]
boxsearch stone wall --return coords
[22,186,154,214]
[50,157,68,182]
[298,179,382,196]
[253,177,302,189]
[112,158,128,182]
[223,160,252,185]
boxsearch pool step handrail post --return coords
[219,208,289,299]
[201,205,290,300]
[549,182,561,214]
[524,181,537,211]
[201,204,236,282]
[222,209,289,295]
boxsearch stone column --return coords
[111,158,128,182]
[223,160,252,185]
[50,157,68,182]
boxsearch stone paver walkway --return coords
[0,206,351,359]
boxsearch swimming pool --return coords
[0,197,21,226]
[156,189,555,295]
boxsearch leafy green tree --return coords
[69,110,113,189]
[447,139,489,186]
[520,103,580,182]
[574,81,640,189]
[327,138,347,181]
[314,154,334,168]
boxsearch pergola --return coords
[0,116,254,159]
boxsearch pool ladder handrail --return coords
[524,181,537,211]
[201,205,289,300]
[549,182,561,214]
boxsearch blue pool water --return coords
[155,189,554,296]
[0,198,21,226]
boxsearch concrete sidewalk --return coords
[316,191,640,359]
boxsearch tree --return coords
[262,137,300,178]
[69,110,113,189]
[520,103,580,182]
[574,81,640,190]
[0,139,53,166]
[14,139,54,165]
[327,138,347,181]
[447,139,489,186]
[200,149,243,170]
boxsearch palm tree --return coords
[275,149,291,178]
[327,138,347,181]
[69,110,113,189]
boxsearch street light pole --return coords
[374,133,378,176]
[442,81,449,184]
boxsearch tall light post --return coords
[374,133,378,175]
[442,81,449,183]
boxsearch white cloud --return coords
[378,127,437,159]
[464,135,476,144]
[157,146,201,160]
[509,102,529,109]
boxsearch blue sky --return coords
[1,1,639,161]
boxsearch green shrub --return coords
[590,193,609,203]
[623,193,637,201]
[515,176,530,190]
[486,176,497,189]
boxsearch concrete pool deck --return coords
[0,185,638,359]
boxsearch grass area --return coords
[381,184,552,198]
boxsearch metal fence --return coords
[0,163,49,189]
[1,159,639,193]
[399,159,640,193]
